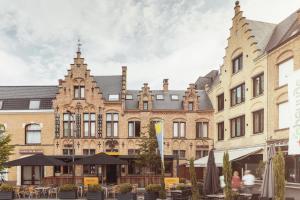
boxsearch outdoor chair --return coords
[48,187,58,199]
[14,186,25,198]
[26,186,39,198]
[108,185,120,199]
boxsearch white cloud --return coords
[0,0,299,89]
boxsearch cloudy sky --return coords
[0,0,299,89]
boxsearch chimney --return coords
[163,79,169,92]
[234,1,240,15]
[121,66,127,90]
[58,79,63,86]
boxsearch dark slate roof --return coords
[266,9,300,52]
[94,75,122,100]
[195,70,219,90]
[246,19,276,52]
[0,86,58,99]
[125,89,213,111]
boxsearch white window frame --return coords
[173,122,185,138]
[278,101,289,129]
[171,95,179,100]
[156,94,164,100]
[126,94,133,100]
[108,94,119,101]
[29,100,40,110]
[278,58,294,86]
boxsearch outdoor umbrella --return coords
[203,149,220,195]
[3,154,67,166]
[74,152,127,165]
[261,144,276,199]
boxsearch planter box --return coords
[0,191,13,200]
[144,191,159,200]
[87,191,104,200]
[58,191,77,199]
[117,192,137,200]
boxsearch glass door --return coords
[22,166,43,185]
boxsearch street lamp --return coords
[66,110,76,183]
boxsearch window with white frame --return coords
[128,121,141,137]
[171,95,179,100]
[108,94,119,101]
[278,102,289,129]
[156,94,164,100]
[173,122,185,138]
[126,94,133,100]
[29,100,40,110]
[278,58,294,86]
[106,113,119,137]
[83,113,96,137]
[25,124,41,144]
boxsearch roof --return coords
[3,154,67,166]
[193,146,263,167]
[125,89,213,111]
[94,75,122,100]
[266,10,300,52]
[246,19,276,52]
[195,70,219,90]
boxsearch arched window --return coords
[25,124,41,144]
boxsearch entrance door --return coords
[106,165,117,184]
[22,166,43,185]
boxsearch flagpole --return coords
[160,120,166,199]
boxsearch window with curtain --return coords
[278,102,289,129]
[253,73,264,97]
[128,121,141,137]
[196,122,208,138]
[230,115,245,138]
[25,124,41,144]
[83,113,96,137]
[106,113,119,137]
[253,109,264,134]
[173,122,185,138]
[278,58,293,86]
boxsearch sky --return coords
[0,0,299,90]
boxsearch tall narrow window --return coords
[217,93,224,111]
[278,102,289,129]
[230,115,245,138]
[25,124,41,144]
[63,113,75,137]
[217,122,224,141]
[83,113,96,137]
[106,113,119,137]
[173,150,186,159]
[253,73,264,97]
[143,101,148,110]
[188,102,194,111]
[231,83,245,106]
[74,86,85,99]
[128,121,141,137]
[232,54,243,74]
[278,58,293,86]
[253,109,264,134]
[173,122,185,138]
[196,122,208,138]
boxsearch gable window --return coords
[0,100,3,109]
[195,150,208,159]
[171,95,179,100]
[63,113,75,137]
[143,101,148,110]
[253,73,264,97]
[231,83,245,106]
[126,94,133,100]
[173,122,185,138]
[173,150,185,159]
[230,115,245,138]
[156,94,164,100]
[25,124,41,144]
[106,113,118,137]
[278,58,293,86]
[232,54,243,74]
[108,94,119,101]
[74,86,85,99]
[188,102,194,111]
[253,109,264,134]
[128,121,141,137]
[196,122,208,138]
[29,100,40,110]
[83,113,96,137]
[278,102,289,129]
[218,122,224,141]
[217,93,224,111]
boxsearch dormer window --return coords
[0,101,3,110]
[171,95,179,100]
[126,94,133,100]
[232,54,243,74]
[143,101,148,110]
[74,86,85,99]
[156,94,164,100]
[29,100,40,110]
[108,94,119,101]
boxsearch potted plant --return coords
[58,184,77,199]
[0,184,14,200]
[118,183,137,200]
[87,184,104,200]
[144,184,161,200]
[171,184,191,200]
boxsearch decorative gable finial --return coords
[76,39,82,58]
[234,1,240,15]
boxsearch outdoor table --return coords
[35,187,51,197]
[238,193,252,200]
[205,194,225,199]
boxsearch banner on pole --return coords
[155,121,164,166]
[288,69,300,155]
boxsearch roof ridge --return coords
[246,19,276,26]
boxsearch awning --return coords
[3,154,67,166]
[194,146,263,167]
[74,152,128,165]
